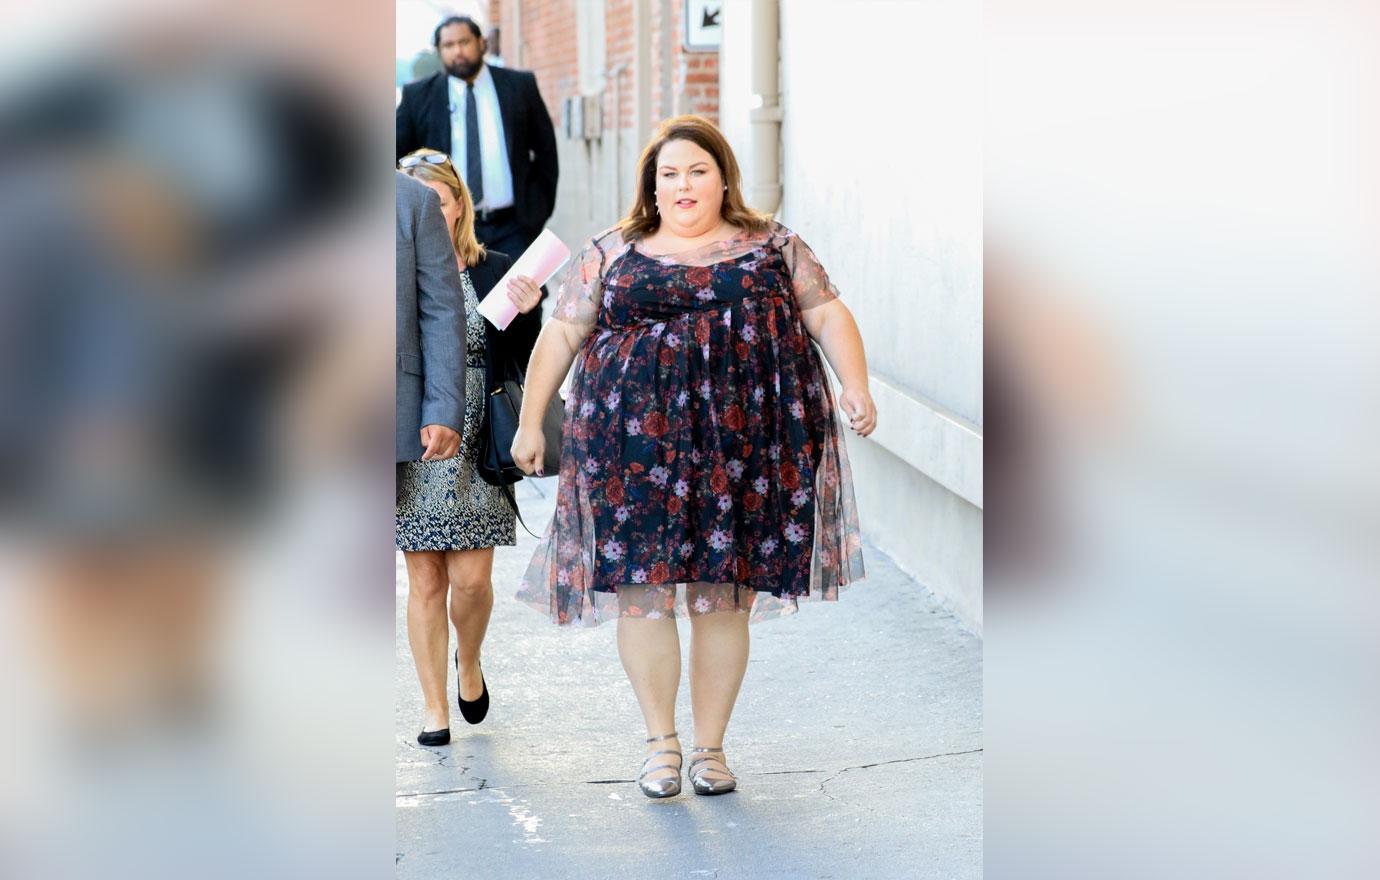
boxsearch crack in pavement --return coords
[397,751,982,801]
[398,778,625,799]
[401,740,456,769]
[397,778,488,799]
[818,748,984,802]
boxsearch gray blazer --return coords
[396,171,466,462]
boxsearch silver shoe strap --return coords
[641,748,683,763]
[688,749,734,778]
[638,749,684,780]
[645,731,679,744]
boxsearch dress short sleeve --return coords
[551,236,608,329]
[773,224,840,311]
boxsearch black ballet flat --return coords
[456,651,490,725]
[417,727,450,746]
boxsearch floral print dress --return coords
[517,221,864,625]
[395,270,517,551]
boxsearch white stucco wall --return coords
[725,0,984,629]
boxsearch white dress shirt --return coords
[448,65,515,211]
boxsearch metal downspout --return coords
[748,0,782,214]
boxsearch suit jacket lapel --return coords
[428,73,451,154]
[488,66,521,169]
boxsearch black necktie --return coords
[465,82,484,206]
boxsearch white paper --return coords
[477,228,571,330]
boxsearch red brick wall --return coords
[490,1,579,121]
[490,0,719,131]
[605,0,635,125]
[682,52,719,121]
[669,0,719,123]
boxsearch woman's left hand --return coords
[506,275,542,315]
[838,386,877,437]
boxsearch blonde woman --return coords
[396,148,543,745]
[513,117,872,797]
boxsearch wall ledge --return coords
[834,373,983,510]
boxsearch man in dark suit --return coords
[396,15,558,266]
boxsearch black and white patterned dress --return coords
[395,269,517,551]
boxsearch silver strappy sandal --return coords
[637,731,683,799]
[688,745,737,795]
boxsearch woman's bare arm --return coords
[800,299,877,437]
[511,318,591,474]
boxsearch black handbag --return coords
[477,352,563,533]
[477,363,562,486]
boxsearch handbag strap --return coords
[497,481,541,539]
[483,318,540,539]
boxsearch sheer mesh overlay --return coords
[518,221,864,625]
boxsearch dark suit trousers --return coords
[474,216,536,271]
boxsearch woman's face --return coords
[422,179,461,241]
[653,138,725,236]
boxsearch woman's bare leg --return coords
[403,550,449,731]
[617,586,682,783]
[445,548,494,701]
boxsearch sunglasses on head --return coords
[399,153,451,169]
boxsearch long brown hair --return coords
[618,115,772,241]
[399,147,487,266]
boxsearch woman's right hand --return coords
[506,274,543,315]
[510,424,546,476]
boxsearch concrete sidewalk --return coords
[396,481,982,880]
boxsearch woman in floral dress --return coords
[512,116,875,798]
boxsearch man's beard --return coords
[444,57,482,80]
